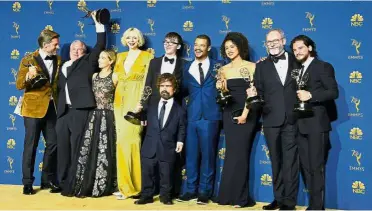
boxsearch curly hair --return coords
[220,32,250,60]
[156,73,178,93]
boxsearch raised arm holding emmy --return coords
[215,32,259,208]
[113,27,154,200]
[16,29,61,195]
[291,35,338,210]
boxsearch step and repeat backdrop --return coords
[0,0,370,209]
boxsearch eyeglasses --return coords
[266,38,283,46]
[163,41,179,46]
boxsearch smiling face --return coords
[292,40,312,63]
[224,40,240,60]
[125,31,140,50]
[266,30,286,56]
[194,38,210,60]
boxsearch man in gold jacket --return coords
[16,29,61,195]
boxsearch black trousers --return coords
[22,100,57,185]
[141,155,175,199]
[56,107,89,188]
[298,131,330,210]
[264,122,299,207]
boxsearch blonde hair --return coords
[102,50,117,68]
[121,27,145,47]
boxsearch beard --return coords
[296,53,310,64]
[268,46,284,56]
[160,90,171,100]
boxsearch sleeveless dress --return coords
[61,72,117,197]
[217,78,259,207]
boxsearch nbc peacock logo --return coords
[9,96,18,106]
[351,14,363,27]
[44,25,54,31]
[147,0,156,8]
[352,181,366,194]
[218,148,226,160]
[12,2,21,12]
[39,162,43,172]
[11,49,20,60]
[349,71,362,84]
[350,127,363,140]
[181,168,187,180]
[7,139,16,149]
[222,0,231,3]
[111,22,120,34]
[260,174,272,186]
[183,21,193,32]
[261,18,273,29]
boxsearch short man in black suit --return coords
[291,35,338,210]
[56,11,106,190]
[135,73,186,205]
[247,29,301,210]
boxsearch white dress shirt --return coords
[158,97,174,128]
[61,60,73,105]
[38,49,54,81]
[161,55,177,74]
[189,57,210,84]
[273,52,289,85]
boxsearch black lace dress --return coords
[62,72,117,197]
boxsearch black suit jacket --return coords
[254,53,300,127]
[141,100,186,162]
[297,58,339,134]
[144,56,184,109]
[57,32,106,118]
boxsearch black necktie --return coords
[299,65,305,81]
[159,101,168,128]
[45,55,55,60]
[198,63,204,84]
[164,57,175,64]
[271,53,286,63]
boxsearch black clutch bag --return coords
[26,73,48,90]
[231,108,244,124]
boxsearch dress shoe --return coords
[48,182,62,193]
[263,200,280,210]
[40,183,50,190]
[196,194,209,205]
[23,185,35,195]
[161,197,173,205]
[176,192,197,202]
[279,205,295,210]
[131,194,141,199]
[134,197,154,205]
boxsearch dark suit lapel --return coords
[284,54,294,87]
[34,54,50,81]
[153,104,160,131]
[67,58,82,78]
[162,103,176,130]
[174,57,182,81]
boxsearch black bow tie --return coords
[271,53,286,63]
[164,57,175,64]
[45,55,55,60]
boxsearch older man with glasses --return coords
[247,29,301,210]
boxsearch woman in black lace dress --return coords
[62,50,118,197]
